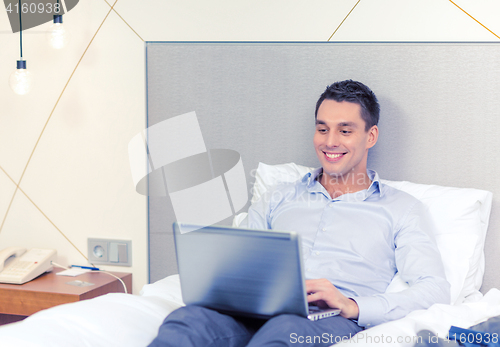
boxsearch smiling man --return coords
[149,80,450,347]
[314,96,378,199]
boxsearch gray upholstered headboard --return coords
[145,42,500,293]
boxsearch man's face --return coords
[313,99,378,181]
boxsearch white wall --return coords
[0,0,498,294]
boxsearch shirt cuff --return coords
[351,295,386,328]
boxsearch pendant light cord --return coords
[19,0,22,58]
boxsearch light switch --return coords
[109,242,119,263]
[118,243,128,263]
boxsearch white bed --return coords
[0,162,496,347]
[1,275,500,347]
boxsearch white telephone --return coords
[0,247,57,284]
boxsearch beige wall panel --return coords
[0,0,110,182]
[332,0,499,41]
[0,191,86,265]
[0,170,17,225]
[16,9,147,293]
[114,0,359,41]
[453,0,500,37]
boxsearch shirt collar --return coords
[302,167,322,188]
[302,168,384,199]
[366,169,384,197]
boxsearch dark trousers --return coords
[149,305,363,347]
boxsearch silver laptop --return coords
[173,222,340,321]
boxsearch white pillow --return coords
[238,162,493,304]
[250,162,314,204]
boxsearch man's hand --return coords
[306,279,359,320]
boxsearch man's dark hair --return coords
[315,80,380,131]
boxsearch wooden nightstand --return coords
[0,268,132,325]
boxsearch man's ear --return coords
[366,125,379,149]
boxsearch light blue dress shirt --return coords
[243,168,450,327]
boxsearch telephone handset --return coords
[0,247,57,284]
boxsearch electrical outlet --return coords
[88,238,132,266]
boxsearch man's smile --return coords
[324,152,346,160]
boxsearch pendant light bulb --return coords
[47,15,69,49]
[9,60,32,95]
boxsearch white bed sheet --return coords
[336,288,500,346]
[0,275,183,347]
[1,275,499,347]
